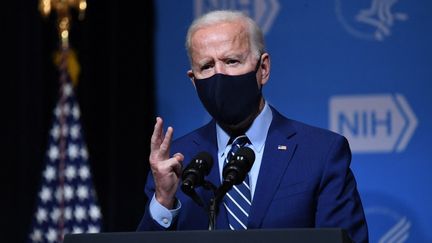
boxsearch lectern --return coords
[64,228,353,243]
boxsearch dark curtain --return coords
[3,1,155,242]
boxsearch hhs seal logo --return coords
[366,207,411,243]
[335,0,408,41]
[194,0,280,34]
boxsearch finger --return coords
[150,117,163,151]
[173,153,184,162]
[172,153,184,175]
[160,126,165,143]
[159,126,174,158]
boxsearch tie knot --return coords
[226,135,250,164]
[229,135,250,148]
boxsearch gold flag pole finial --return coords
[39,0,86,86]
[39,0,87,49]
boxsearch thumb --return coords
[172,153,184,175]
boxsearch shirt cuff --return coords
[149,194,181,228]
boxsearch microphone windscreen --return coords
[235,147,255,169]
[193,151,213,175]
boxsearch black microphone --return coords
[181,152,214,194]
[222,147,255,186]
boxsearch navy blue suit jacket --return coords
[138,107,368,243]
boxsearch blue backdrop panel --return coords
[154,1,431,242]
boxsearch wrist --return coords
[155,193,175,209]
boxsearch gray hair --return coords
[185,10,265,62]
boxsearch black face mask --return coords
[194,59,262,126]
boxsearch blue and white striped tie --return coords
[223,135,251,230]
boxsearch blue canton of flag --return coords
[28,55,102,242]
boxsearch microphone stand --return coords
[183,180,230,231]
[207,181,232,230]
[208,198,218,230]
[202,181,219,230]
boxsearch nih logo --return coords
[329,94,418,153]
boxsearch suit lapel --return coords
[248,108,297,228]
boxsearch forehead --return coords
[190,21,250,58]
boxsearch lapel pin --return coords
[277,145,287,150]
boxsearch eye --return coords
[200,63,213,71]
[226,59,239,65]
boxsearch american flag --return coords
[28,50,102,242]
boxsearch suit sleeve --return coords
[315,136,369,243]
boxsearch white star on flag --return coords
[80,148,88,160]
[68,144,79,160]
[50,208,60,223]
[87,225,100,233]
[63,84,72,96]
[44,166,56,181]
[51,125,60,140]
[36,208,48,223]
[72,227,84,234]
[28,53,102,242]
[66,185,75,200]
[74,206,87,221]
[65,165,76,180]
[70,125,80,139]
[40,186,52,203]
[79,166,90,180]
[46,228,57,242]
[89,205,101,220]
[64,207,72,220]
[30,229,43,242]
[77,185,89,200]
[48,146,59,161]
[72,105,80,120]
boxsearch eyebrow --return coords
[196,59,214,67]
[193,48,251,67]
[223,51,248,60]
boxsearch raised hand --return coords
[149,117,184,209]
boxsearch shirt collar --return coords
[216,102,273,156]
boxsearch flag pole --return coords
[40,1,87,240]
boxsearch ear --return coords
[259,53,270,85]
[187,70,196,87]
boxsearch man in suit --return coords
[137,10,368,243]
